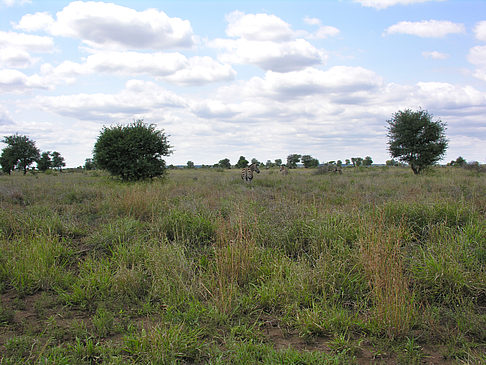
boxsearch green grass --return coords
[0,166,485,363]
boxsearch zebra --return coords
[241,163,260,182]
[279,165,289,175]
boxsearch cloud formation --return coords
[474,21,486,42]
[422,51,449,59]
[36,80,187,121]
[16,1,194,50]
[0,31,54,68]
[355,0,444,10]
[211,11,327,72]
[384,20,465,37]
[41,51,235,86]
[0,69,48,93]
[468,45,486,81]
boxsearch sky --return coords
[1,0,485,167]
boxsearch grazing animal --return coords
[241,163,260,182]
[280,165,289,175]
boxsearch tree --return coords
[1,134,40,174]
[265,160,275,168]
[235,156,249,168]
[454,156,467,167]
[337,160,343,167]
[51,151,65,172]
[345,159,350,166]
[84,158,96,170]
[37,151,52,172]
[386,159,399,166]
[301,155,319,168]
[387,109,448,174]
[0,148,16,175]
[363,156,373,166]
[275,159,282,166]
[218,158,231,169]
[351,157,363,167]
[287,154,301,169]
[186,161,195,169]
[93,120,172,181]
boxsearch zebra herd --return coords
[241,164,290,182]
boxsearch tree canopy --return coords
[93,120,172,181]
[0,134,40,174]
[235,156,249,168]
[387,109,448,174]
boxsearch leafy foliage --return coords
[1,134,40,174]
[93,120,171,181]
[218,158,231,169]
[287,154,301,169]
[51,151,66,171]
[301,155,319,168]
[387,109,448,174]
[235,156,249,168]
[37,151,52,172]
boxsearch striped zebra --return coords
[241,163,260,182]
[279,165,289,175]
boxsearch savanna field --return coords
[0,167,485,364]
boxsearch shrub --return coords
[93,120,172,181]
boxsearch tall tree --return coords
[218,158,231,169]
[387,109,448,174]
[363,156,373,166]
[235,156,249,168]
[37,151,52,172]
[84,158,96,170]
[0,148,16,175]
[1,134,40,174]
[287,154,301,169]
[301,155,319,168]
[51,151,65,172]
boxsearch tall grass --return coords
[0,166,485,363]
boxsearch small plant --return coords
[92,306,115,338]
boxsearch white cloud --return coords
[415,82,486,111]
[225,11,293,41]
[422,51,449,59]
[36,80,188,121]
[384,20,465,37]
[163,56,236,86]
[0,31,53,68]
[14,12,54,32]
[355,0,444,10]
[0,69,48,93]
[40,51,235,86]
[474,21,486,42]
[256,66,383,99]
[468,45,486,81]
[212,38,325,72]
[1,0,30,6]
[303,17,340,39]
[0,47,34,68]
[0,31,54,53]
[0,106,15,125]
[211,11,327,72]
[16,1,194,50]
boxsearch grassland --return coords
[0,166,485,364]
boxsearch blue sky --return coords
[1,0,485,167]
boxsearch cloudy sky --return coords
[1,0,485,167]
